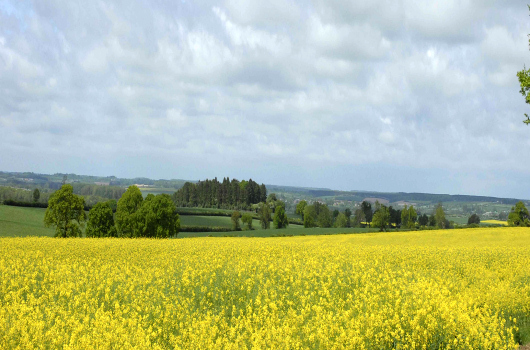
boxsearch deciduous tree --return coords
[241,213,253,230]
[273,205,289,229]
[86,201,117,238]
[116,185,143,237]
[231,211,241,231]
[507,201,530,227]
[136,194,180,238]
[44,184,86,238]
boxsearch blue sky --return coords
[1,1,530,198]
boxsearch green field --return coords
[180,215,261,228]
[0,205,375,237]
[0,205,55,237]
[140,188,176,197]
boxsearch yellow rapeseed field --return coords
[1,228,529,349]
[482,220,509,226]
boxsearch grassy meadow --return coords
[0,205,54,237]
[0,228,529,349]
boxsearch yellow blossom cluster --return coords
[0,227,529,349]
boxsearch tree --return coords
[361,201,373,227]
[344,208,352,227]
[372,203,390,232]
[231,211,241,231]
[507,201,530,227]
[44,184,86,238]
[296,200,308,219]
[86,202,117,238]
[136,194,180,238]
[273,205,289,229]
[316,205,333,228]
[401,205,417,229]
[33,188,40,203]
[428,214,436,227]
[241,213,253,230]
[259,203,271,229]
[334,213,348,228]
[116,185,143,237]
[303,205,317,228]
[517,7,530,125]
[467,213,480,225]
[353,208,366,227]
[434,203,446,229]
[418,213,429,226]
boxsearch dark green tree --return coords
[86,202,117,238]
[136,194,180,238]
[44,184,86,238]
[116,185,143,237]
[507,201,530,227]
[418,213,429,226]
[361,201,373,227]
[344,208,352,227]
[467,213,480,225]
[316,205,333,228]
[33,188,40,203]
[273,205,289,229]
[231,211,241,231]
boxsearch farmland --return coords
[0,228,529,349]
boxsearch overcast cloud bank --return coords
[1,1,529,198]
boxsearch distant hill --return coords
[266,185,524,205]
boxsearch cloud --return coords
[0,0,530,198]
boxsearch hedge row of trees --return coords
[44,185,180,238]
[172,178,266,209]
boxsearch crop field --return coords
[0,205,54,237]
[482,220,508,226]
[0,228,529,349]
[179,215,261,229]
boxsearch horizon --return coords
[2,168,528,201]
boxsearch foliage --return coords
[86,202,117,238]
[418,213,429,226]
[316,205,333,228]
[295,200,307,219]
[344,208,352,227]
[467,213,481,225]
[334,213,348,228]
[518,7,530,126]
[372,202,390,232]
[507,201,530,227]
[231,211,241,231]
[172,178,266,209]
[241,213,253,230]
[1,229,528,348]
[136,194,180,238]
[435,203,446,229]
[43,184,86,238]
[32,188,40,203]
[361,201,373,226]
[115,186,143,237]
[259,203,271,229]
[353,208,366,227]
[273,205,289,229]
[401,205,417,229]
[303,205,316,228]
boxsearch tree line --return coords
[45,185,180,238]
[172,178,267,210]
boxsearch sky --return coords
[1,1,530,199]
